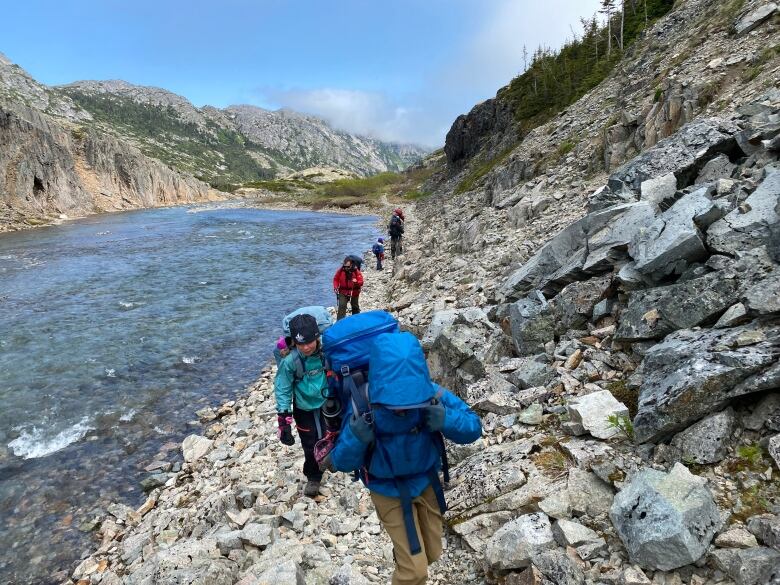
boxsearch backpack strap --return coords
[342,366,372,423]
[396,480,422,555]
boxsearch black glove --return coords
[423,402,446,432]
[277,412,295,446]
[349,414,375,445]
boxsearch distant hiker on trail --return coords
[273,313,329,497]
[372,237,385,271]
[333,257,363,320]
[320,330,482,585]
[388,208,405,259]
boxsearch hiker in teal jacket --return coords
[274,313,328,497]
[325,332,481,585]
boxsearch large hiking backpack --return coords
[388,214,404,237]
[346,254,364,270]
[282,306,334,337]
[323,321,450,555]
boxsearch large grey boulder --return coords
[607,118,741,192]
[499,202,655,299]
[711,546,780,585]
[553,519,602,548]
[734,2,779,36]
[633,322,780,443]
[747,514,780,550]
[506,355,555,389]
[549,275,613,333]
[531,550,585,585]
[426,307,511,394]
[567,469,615,517]
[695,153,736,184]
[770,434,780,470]
[509,292,556,356]
[565,390,630,439]
[243,560,306,585]
[708,165,780,255]
[484,512,556,571]
[614,271,740,341]
[744,271,780,315]
[628,186,727,279]
[610,463,719,571]
[670,408,737,464]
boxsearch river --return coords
[0,203,378,584]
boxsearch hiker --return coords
[321,330,482,585]
[388,208,405,259]
[333,256,363,320]
[372,237,385,271]
[273,335,291,366]
[274,313,329,497]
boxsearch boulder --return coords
[426,307,511,394]
[507,355,555,389]
[327,563,371,585]
[606,118,741,192]
[707,165,780,255]
[744,271,780,316]
[549,275,613,333]
[565,390,630,440]
[747,514,780,550]
[610,463,719,571]
[629,186,727,279]
[182,435,213,463]
[710,546,780,585]
[640,172,677,207]
[714,527,759,548]
[552,519,602,547]
[670,408,737,464]
[485,513,556,571]
[770,434,780,470]
[734,2,779,36]
[509,292,556,356]
[499,202,655,299]
[530,550,585,585]
[742,393,780,431]
[633,322,780,443]
[539,490,573,520]
[567,469,614,517]
[615,271,740,341]
[695,153,737,184]
[239,523,277,548]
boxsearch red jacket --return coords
[333,267,364,297]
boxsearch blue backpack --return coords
[323,316,450,555]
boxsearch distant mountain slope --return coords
[57,80,429,187]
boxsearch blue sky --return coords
[2,0,602,147]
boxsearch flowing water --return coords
[0,204,378,584]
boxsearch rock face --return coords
[670,408,737,464]
[444,97,515,166]
[634,322,780,442]
[484,513,556,571]
[610,464,719,571]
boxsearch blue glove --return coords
[349,414,375,445]
[423,402,446,432]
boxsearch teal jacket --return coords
[274,348,327,412]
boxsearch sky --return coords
[2,0,602,147]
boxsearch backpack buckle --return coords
[340,365,350,376]
[362,411,374,425]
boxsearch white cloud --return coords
[263,0,603,147]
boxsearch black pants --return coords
[390,236,402,259]
[337,293,360,320]
[375,253,383,270]
[293,406,325,482]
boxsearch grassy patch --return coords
[556,140,576,157]
[606,413,635,441]
[532,448,569,477]
[455,146,515,194]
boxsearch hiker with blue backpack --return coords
[274,309,334,497]
[316,311,481,585]
[372,237,385,270]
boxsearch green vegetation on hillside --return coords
[500,0,675,133]
[63,91,277,188]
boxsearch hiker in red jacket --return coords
[333,257,363,320]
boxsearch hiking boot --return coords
[303,480,321,497]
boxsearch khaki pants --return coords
[371,486,443,585]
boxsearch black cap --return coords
[289,313,319,344]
